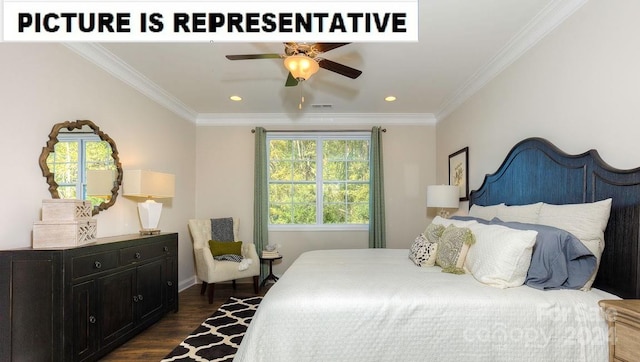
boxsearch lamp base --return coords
[139,228,161,235]
[438,208,451,219]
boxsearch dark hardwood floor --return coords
[100,282,270,361]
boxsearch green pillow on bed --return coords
[435,225,475,274]
[209,240,242,257]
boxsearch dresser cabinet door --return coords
[98,268,136,349]
[72,280,97,361]
[135,259,166,322]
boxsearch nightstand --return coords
[598,299,640,362]
[260,254,283,287]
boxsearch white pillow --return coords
[465,223,537,288]
[430,215,478,228]
[495,202,543,224]
[468,203,504,221]
[536,198,612,290]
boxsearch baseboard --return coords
[178,275,258,293]
[178,276,197,292]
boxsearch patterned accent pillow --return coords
[424,223,445,243]
[436,225,476,274]
[214,254,244,262]
[409,234,438,267]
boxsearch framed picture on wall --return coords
[449,147,469,201]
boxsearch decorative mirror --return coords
[39,120,123,215]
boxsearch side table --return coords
[598,299,640,362]
[260,255,283,287]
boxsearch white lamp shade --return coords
[427,185,459,209]
[86,169,115,197]
[283,54,320,80]
[123,170,175,199]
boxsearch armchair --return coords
[188,218,260,303]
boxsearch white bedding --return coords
[234,249,618,362]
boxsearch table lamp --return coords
[427,185,459,218]
[123,170,175,235]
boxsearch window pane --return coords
[293,140,316,160]
[269,140,292,160]
[293,204,316,224]
[292,184,316,203]
[347,183,369,203]
[347,161,370,181]
[323,203,346,224]
[323,161,346,181]
[269,204,292,224]
[347,140,369,160]
[270,161,292,181]
[269,184,292,202]
[323,140,345,160]
[347,203,369,223]
[292,161,316,181]
[58,186,77,199]
[323,183,345,203]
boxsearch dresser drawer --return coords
[119,241,171,265]
[73,251,119,278]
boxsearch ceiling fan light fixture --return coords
[284,54,319,81]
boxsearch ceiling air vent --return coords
[311,104,333,109]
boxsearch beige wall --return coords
[195,124,436,275]
[0,43,197,288]
[436,0,640,209]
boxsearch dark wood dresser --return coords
[0,233,178,361]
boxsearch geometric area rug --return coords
[161,296,262,362]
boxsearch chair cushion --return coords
[209,240,242,257]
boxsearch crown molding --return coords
[436,0,589,121]
[63,42,198,122]
[196,113,437,126]
[63,0,587,125]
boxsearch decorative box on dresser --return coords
[0,232,178,361]
[598,299,640,362]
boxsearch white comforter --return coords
[234,249,617,362]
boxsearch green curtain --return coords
[369,126,386,248]
[253,127,269,282]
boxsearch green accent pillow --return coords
[435,225,476,274]
[209,240,242,257]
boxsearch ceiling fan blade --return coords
[318,59,362,79]
[225,54,282,60]
[314,43,350,53]
[285,72,299,87]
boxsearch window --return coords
[267,132,370,228]
[46,133,115,203]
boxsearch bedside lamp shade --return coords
[86,169,115,198]
[123,170,175,234]
[427,185,459,218]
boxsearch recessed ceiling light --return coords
[230,95,242,101]
[385,96,397,102]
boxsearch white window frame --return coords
[267,131,371,231]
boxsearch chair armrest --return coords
[241,242,259,261]
[194,247,217,282]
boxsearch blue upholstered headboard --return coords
[470,137,640,298]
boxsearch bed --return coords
[234,137,640,362]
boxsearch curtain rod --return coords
[251,128,386,133]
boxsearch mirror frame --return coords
[38,120,123,215]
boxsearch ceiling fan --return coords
[225,42,362,87]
